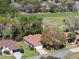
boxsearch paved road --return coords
[26,48,79,59]
[50,49,73,59]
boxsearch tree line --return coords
[0,0,78,15]
[0,16,42,41]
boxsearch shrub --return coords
[59,44,65,49]
[3,50,10,55]
[67,32,76,43]
[20,49,24,53]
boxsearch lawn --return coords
[17,41,39,57]
[18,12,79,31]
[43,17,65,31]
[0,56,15,59]
[18,12,79,18]
[65,52,79,59]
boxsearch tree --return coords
[18,15,42,35]
[41,25,66,50]
[63,17,79,32]
[9,3,19,18]
[51,26,66,49]
[60,0,75,12]
[41,26,54,49]
[0,0,19,17]
[18,0,40,5]
[52,26,66,44]
[0,0,10,15]
[67,32,76,43]
[48,3,60,12]
[42,26,66,50]
[66,0,75,12]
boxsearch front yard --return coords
[17,41,39,57]
[0,56,15,59]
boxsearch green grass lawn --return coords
[17,41,39,57]
[0,56,15,59]
[18,12,79,31]
[18,12,79,18]
[65,52,79,59]
[43,17,65,31]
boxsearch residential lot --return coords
[17,41,39,57]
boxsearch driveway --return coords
[13,52,22,59]
[36,48,48,55]
[50,49,72,59]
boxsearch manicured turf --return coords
[43,17,65,31]
[18,12,79,31]
[0,56,15,59]
[17,41,38,57]
[19,12,79,18]
[65,52,79,59]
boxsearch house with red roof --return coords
[0,40,21,55]
[23,34,49,55]
[64,31,79,43]
[64,32,70,37]
[23,34,43,49]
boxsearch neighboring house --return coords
[0,40,21,55]
[64,32,70,37]
[75,30,79,44]
[23,34,43,49]
[64,30,79,44]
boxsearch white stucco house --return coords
[23,34,43,49]
[0,40,21,55]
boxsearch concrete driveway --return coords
[36,48,48,55]
[13,52,22,59]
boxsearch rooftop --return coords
[23,34,42,47]
[64,32,70,37]
[0,40,21,50]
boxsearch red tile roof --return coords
[76,35,79,40]
[64,32,70,37]
[23,34,42,47]
[0,40,21,50]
